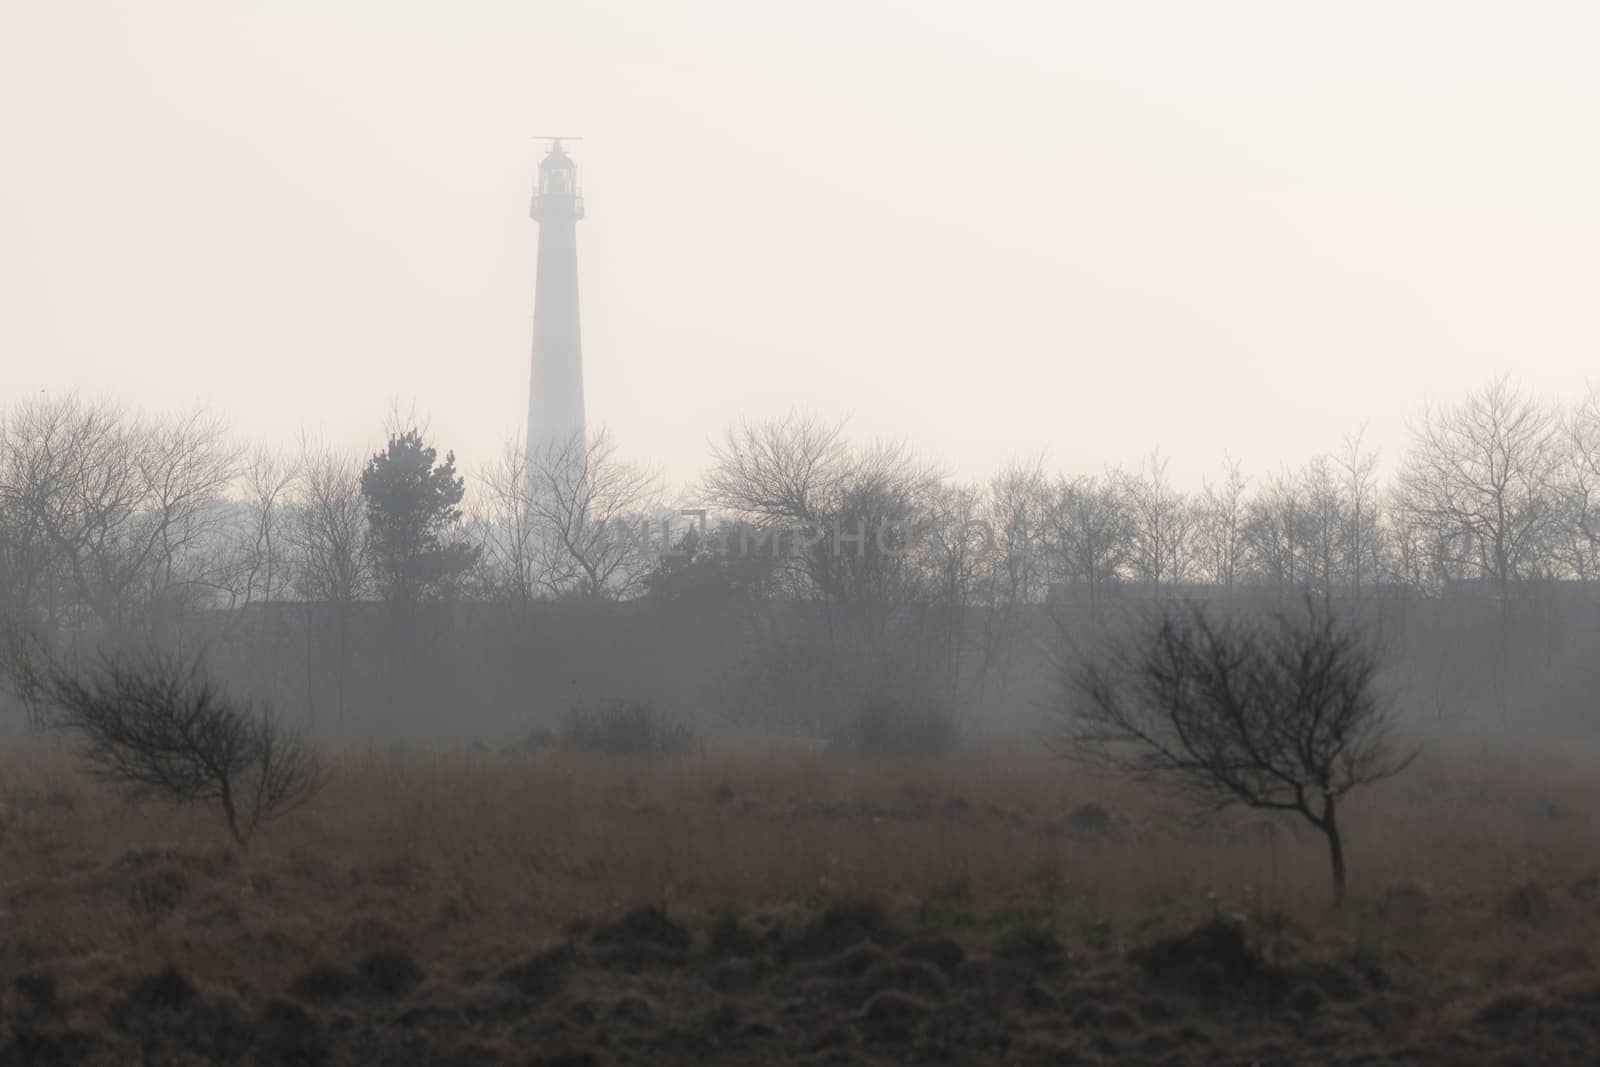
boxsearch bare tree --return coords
[0,396,237,634]
[1242,468,1305,596]
[475,436,544,607]
[1334,428,1385,600]
[525,429,663,600]
[220,445,301,609]
[703,413,949,735]
[1123,452,1195,596]
[703,411,851,535]
[704,412,939,621]
[963,459,1052,700]
[910,479,1005,705]
[1059,598,1416,901]
[1300,455,1343,601]
[1396,379,1561,603]
[813,437,941,622]
[15,645,322,848]
[1555,386,1600,581]
[1045,471,1131,617]
[131,409,241,618]
[1307,433,1395,604]
[0,407,66,634]
[289,440,369,607]
[1195,455,1249,596]
[287,440,369,720]
[985,458,1053,610]
[0,395,140,629]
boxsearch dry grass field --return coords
[4,734,1600,1065]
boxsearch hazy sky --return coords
[3,1,1598,495]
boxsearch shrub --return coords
[560,698,695,756]
[828,695,959,758]
[15,646,323,848]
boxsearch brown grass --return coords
[4,734,1600,1063]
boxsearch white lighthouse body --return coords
[526,140,586,471]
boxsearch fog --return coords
[6,8,1600,1064]
[5,2,1600,489]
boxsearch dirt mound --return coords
[803,943,892,980]
[592,906,692,970]
[785,898,898,961]
[123,966,196,1013]
[257,997,328,1065]
[500,944,578,997]
[358,950,423,996]
[859,990,930,1043]
[1475,992,1539,1030]
[289,964,358,1004]
[708,915,762,957]
[707,958,762,994]
[103,968,261,1062]
[12,891,1597,1064]
[283,950,423,1003]
[1130,919,1287,1002]
[992,927,1066,972]
[864,960,949,1000]
[898,936,966,973]
[593,905,692,951]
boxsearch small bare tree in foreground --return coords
[1058,599,1416,902]
[17,648,322,848]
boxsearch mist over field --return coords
[5,4,1600,1066]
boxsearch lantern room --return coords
[531,139,585,221]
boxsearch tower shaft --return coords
[526,141,586,470]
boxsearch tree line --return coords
[1,378,1597,737]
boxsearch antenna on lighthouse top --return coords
[533,136,583,151]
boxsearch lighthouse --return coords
[526,138,586,470]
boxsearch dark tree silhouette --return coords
[1058,597,1416,902]
[361,429,477,606]
[645,520,775,612]
[15,646,322,848]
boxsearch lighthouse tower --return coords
[526,139,586,469]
